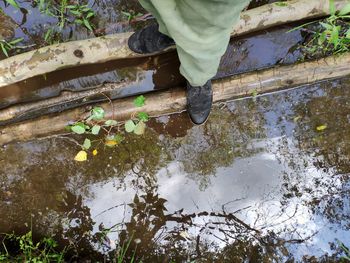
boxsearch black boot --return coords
[128,24,175,54]
[186,80,213,125]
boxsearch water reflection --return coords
[1,78,349,261]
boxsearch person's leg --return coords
[130,0,251,124]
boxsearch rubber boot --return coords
[128,24,175,54]
[186,80,213,125]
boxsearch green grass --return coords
[290,0,350,57]
[0,231,66,262]
[0,38,23,57]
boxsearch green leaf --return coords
[114,134,124,143]
[274,2,288,7]
[44,29,53,42]
[91,125,101,135]
[9,38,23,45]
[83,138,91,150]
[0,43,9,57]
[133,95,146,107]
[319,22,333,30]
[104,120,118,126]
[83,19,93,31]
[90,107,105,120]
[125,120,136,133]
[137,112,149,122]
[339,3,350,16]
[330,26,340,47]
[70,10,82,16]
[71,123,86,134]
[86,12,94,18]
[134,121,146,135]
[5,0,20,9]
[346,28,350,39]
[318,31,327,45]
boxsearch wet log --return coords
[0,52,349,145]
[0,0,347,88]
[0,81,131,124]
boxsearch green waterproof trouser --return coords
[139,0,251,86]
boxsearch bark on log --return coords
[0,81,131,124]
[1,52,349,146]
[0,0,347,88]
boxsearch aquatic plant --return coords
[0,38,23,57]
[32,0,96,44]
[0,231,66,262]
[291,0,350,56]
[67,95,150,162]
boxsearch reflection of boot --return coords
[128,24,175,54]
[186,80,213,125]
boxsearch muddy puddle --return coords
[1,77,350,262]
[1,0,350,262]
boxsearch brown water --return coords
[1,1,350,262]
[1,77,350,262]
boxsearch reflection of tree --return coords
[2,78,350,261]
[101,185,312,262]
[174,101,267,189]
[288,79,350,222]
[293,78,350,174]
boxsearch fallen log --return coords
[0,0,347,88]
[1,52,349,145]
[0,81,131,125]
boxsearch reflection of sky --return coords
[83,132,350,259]
[1,79,349,260]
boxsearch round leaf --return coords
[91,125,101,135]
[71,124,86,134]
[83,138,91,150]
[125,120,136,133]
[104,120,118,126]
[134,121,146,135]
[90,107,105,120]
[133,95,146,107]
[137,112,149,122]
[74,150,87,162]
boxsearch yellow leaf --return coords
[74,150,87,162]
[105,140,118,147]
[316,125,327,131]
[293,116,302,122]
[92,149,98,156]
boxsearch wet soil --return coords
[0,77,350,262]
